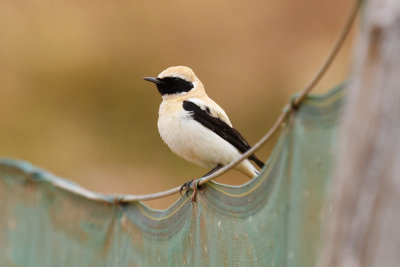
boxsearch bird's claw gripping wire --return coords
[179,179,194,197]
[180,179,201,203]
[180,165,223,202]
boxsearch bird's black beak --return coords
[143,77,159,84]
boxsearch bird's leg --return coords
[199,164,224,185]
[180,164,224,203]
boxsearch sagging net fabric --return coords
[0,84,344,267]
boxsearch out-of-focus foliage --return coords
[0,0,354,208]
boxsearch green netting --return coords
[0,84,344,267]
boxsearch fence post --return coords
[318,0,400,266]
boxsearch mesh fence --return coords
[0,84,344,267]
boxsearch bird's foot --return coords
[180,179,201,203]
[179,179,194,197]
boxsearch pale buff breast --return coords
[157,99,241,168]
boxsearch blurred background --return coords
[0,0,355,209]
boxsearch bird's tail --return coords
[236,159,261,178]
[249,154,265,169]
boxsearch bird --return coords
[144,66,264,200]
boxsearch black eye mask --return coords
[155,77,194,95]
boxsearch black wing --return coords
[183,100,264,168]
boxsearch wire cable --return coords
[119,0,361,202]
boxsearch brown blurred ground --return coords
[0,0,355,209]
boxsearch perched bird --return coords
[144,66,264,198]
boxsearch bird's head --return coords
[144,66,204,99]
